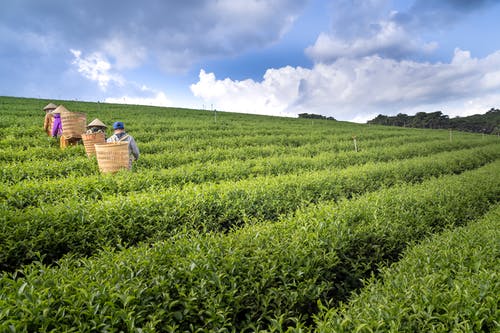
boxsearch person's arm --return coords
[129,137,140,160]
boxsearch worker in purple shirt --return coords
[51,108,63,137]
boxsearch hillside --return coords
[1,96,499,332]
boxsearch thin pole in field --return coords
[353,136,358,152]
[211,104,216,123]
[449,128,452,142]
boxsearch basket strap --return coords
[118,135,130,142]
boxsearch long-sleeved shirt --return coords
[51,114,62,137]
[106,132,140,160]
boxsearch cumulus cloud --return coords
[306,22,437,63]
[306,0,432,62]
[191,67,310,116]
[70,49,125,90]
[191,49,500,122]
[307,0,499,63]
[70,48,174,107]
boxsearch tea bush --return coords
[0,162,498,332]
[1,147,498,272]
[313,204,500,333]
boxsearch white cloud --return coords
[70,48,173,107]
[191,49,500,122]
[105,91,172,107]
[191,67,310,116]
[306,20,437,62]
[70,49,124,90]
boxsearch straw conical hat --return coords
[87,118,107,128]
[43,103,58,111]
[52,105,69,114]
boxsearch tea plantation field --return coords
[1,96,499,332]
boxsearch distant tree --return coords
[367,114,389,125]
[298,113,336,121]
[366,108,499,134]
[449,108,499,133]
[394,113,410,127]
[422,111,449,129]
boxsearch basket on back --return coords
[81,132,106,157]
[94,142,130,173]
[61,110,86,139]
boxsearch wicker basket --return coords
[61,111,86,139]
[82,132,106,157]
[94,142,130,173]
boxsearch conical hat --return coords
[43,103,58,111]
[52,105,69,114]
[87,118,107,128]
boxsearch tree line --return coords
[367,108,500,134]
[298,113,336,121]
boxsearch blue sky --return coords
[1,0,499,122]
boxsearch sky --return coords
[1,0,500,123]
